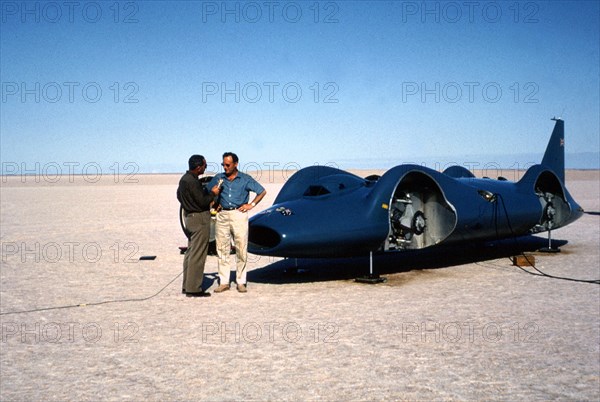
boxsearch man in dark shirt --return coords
[177,155,221,297]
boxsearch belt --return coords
[221,206,239,211]
[184,210,208,216]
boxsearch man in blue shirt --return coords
[208,152,266,293]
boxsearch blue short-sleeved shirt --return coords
[208,172,265,209]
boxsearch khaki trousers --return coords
[183,211,210,293]
[215,210,249,285]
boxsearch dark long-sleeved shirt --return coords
[177,171,214,213]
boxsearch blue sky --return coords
[1,0,599,174]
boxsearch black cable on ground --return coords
[0,269,184,316]
[495,193,599,285]
[2,208,198,316]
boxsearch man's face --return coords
[197,161,207,175]
[222,156,237,176]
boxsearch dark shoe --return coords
[185,291,211,297]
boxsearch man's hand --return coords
[238,203,253,213]
[210,185,221,196]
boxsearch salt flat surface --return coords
[1,171,598,401]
